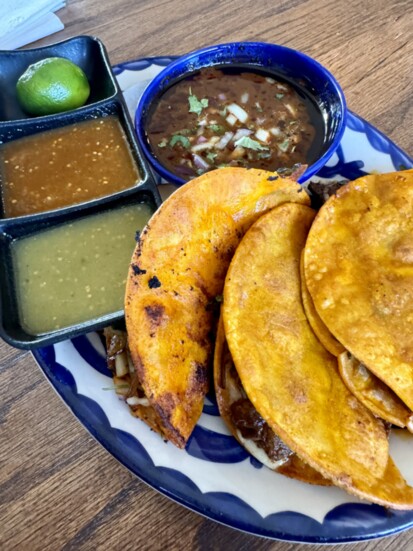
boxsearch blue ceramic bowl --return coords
[135,42,347,185]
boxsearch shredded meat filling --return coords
[229,398,293,463]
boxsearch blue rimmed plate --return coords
[33,57,413,544]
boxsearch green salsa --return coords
[12,202,153,335]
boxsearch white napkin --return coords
[0,0,66,50]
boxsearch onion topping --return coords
[226,114,237,126]
[270,127,282,137]
[126,396,150,407]
[191,138,219,152]
[192,153,210,170]
[216,131,234,150]
[232,128,252,142]
[255,128,270,143]
[227,103,248,123]
[240,92,249,104]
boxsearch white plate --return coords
[33,57,413,544]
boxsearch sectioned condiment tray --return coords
[0,35,162,349]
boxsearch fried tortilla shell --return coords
[338,351,413,431]
[223,202,413,509]
[125,167,310,448]
[300,252,345,357]
[347,457,413,510]
[214,314,330,485]
[304,170,413,411]
[103,327,167,436]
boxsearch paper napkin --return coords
[0,0,66,50]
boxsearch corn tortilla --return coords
[222,203,413,507]
[125,167,310,447]
[304,170,413,410]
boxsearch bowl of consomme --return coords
[135,42,347,185]
[0,36,161,349]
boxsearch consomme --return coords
[0,116,140,218]
[12,202,153,335]
[146,67,322,181]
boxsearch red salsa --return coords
[0,116,140,218]
[146,67,323,180]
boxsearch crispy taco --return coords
[223,201,413,508]
[300,251,345,357]
[304,170,413,411]
[125,167,310,447]
[214,314,330,485]
[338,351,413,431]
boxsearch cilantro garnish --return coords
[206,152,218,162]
[188,90,209,116]
[169,134,191,148]
[208,124,225,134]
[278,139,290,152]
[234,136,269,151]
[276,93,284,100]
[157,138,167,148]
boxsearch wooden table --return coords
[1,1,412,549]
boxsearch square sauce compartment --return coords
[0,35,117,124]
[0,96,157,225]
[0,193,158,349]
[0,115,141,218]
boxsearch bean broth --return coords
[146,67,323,180]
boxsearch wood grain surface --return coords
[1,0,413,549]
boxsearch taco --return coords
[223,201,413,508]
[214,314,330,485]
[304,170,413,411]
[125,167,310,447]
